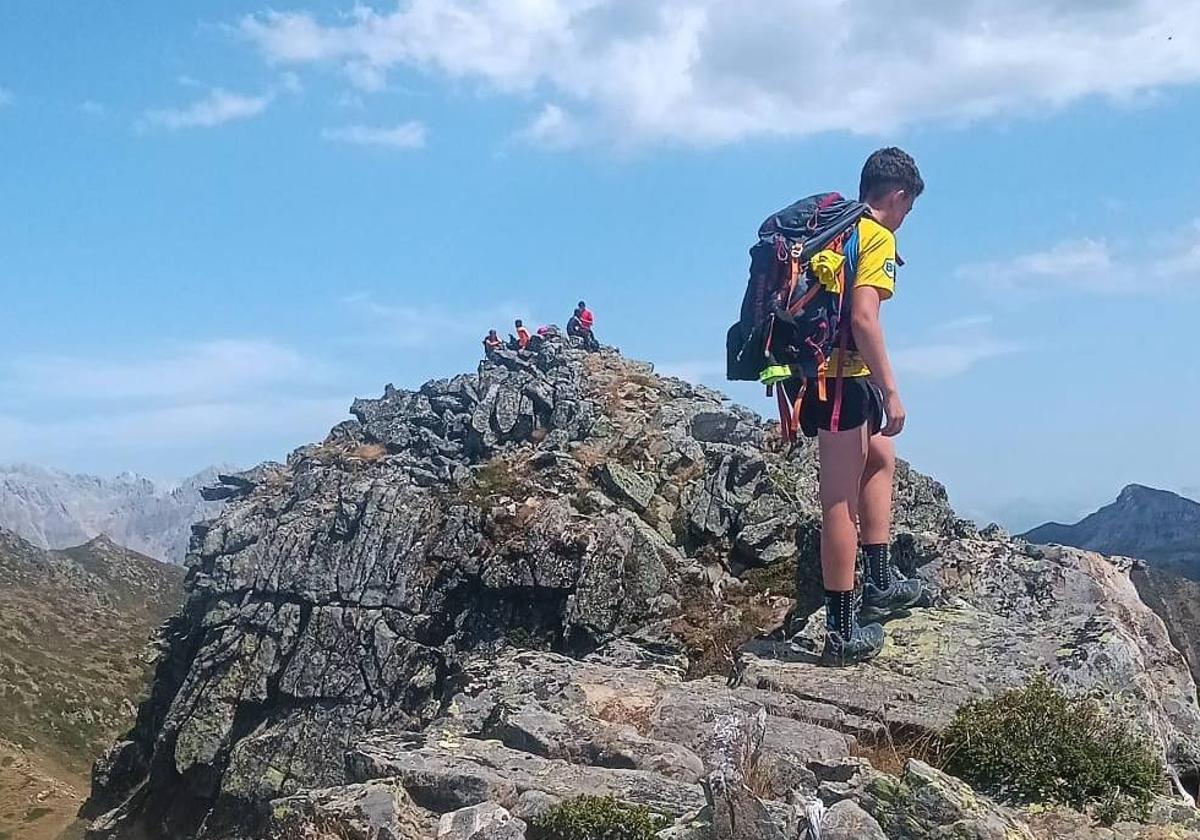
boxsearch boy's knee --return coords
[867,437,896,472]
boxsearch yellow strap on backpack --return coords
[809,250,845,294]
[759,364,793,386]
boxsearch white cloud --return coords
[961,219,1200,295]
[893,317,1023,379]
[0,338,351,474]
[1152,219,1200,280]
[322,121,426,148]
[141,88,271,130]
[516,103,582,149]
[893,337,1023,379]
[0,87,13,108]
[238,0,1200,146]
[79,100,107,117]
[0,397,348,462]
[4,339,329,403]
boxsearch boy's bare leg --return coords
[859,434,895,545]
[858,432,924,617]
[815,421,885,665]
[818,423,870,590]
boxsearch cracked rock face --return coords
[83,337,1200,840]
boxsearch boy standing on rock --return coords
[786,148,926,666]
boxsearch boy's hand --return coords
[881,389,906,437]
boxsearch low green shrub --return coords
[940,674,1164,823]
[528,795,670,840]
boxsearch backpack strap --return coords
[829,224,862,432]
[773,378,808,445]
[776,384,794,445]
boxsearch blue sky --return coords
[1,1,1199,530]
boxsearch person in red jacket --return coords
[568,301,599,351]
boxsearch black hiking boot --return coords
[860,573,924,623]
[860,543,925,622]
[818,586,885,667]
[819,621,886,667]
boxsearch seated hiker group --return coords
[482,300,599,356]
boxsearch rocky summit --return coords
[82,336,1200,839]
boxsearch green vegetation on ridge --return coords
[941,674,1165,824]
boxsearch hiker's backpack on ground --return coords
[725,193,869,384]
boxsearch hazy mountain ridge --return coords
[0,463,231,563]
[1023,484,1200,690]
[1023,484,1200,579]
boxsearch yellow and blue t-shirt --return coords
[827,217,897,378]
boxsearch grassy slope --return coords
[0,530,184,838]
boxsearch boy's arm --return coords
[849,284,905,437]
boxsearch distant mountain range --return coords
[1024,483,1200,578]
[0,464,232,564]
[1023,483,1200,686]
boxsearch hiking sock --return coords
[824,588,858,639]
[863,543,892,590]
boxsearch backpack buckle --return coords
[789,243,803,260]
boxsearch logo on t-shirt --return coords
[883,258,897,280]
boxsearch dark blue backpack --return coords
[726,192,869,385]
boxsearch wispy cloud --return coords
[4,339,330,403]
[342,293,532,347]
[893,317,1023,379]
[79,100,107,117]
[0,397,345,451]
[0,87,13,108]
[0,338,350,473]
[961,220,1200,295]
[322,121,426,149]
[515,104,581,150]
[278,71,304,95]
[0,397,349,467]
[239,1,1200,146]
[893,338,1023,380]
[141,88,271,130]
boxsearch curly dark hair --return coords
[859,147,924,203]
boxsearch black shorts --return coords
[781,377,884,437]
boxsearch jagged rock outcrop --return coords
[0,464,229,562]
[83,337,1200,839]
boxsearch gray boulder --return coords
[437,802,526,839]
